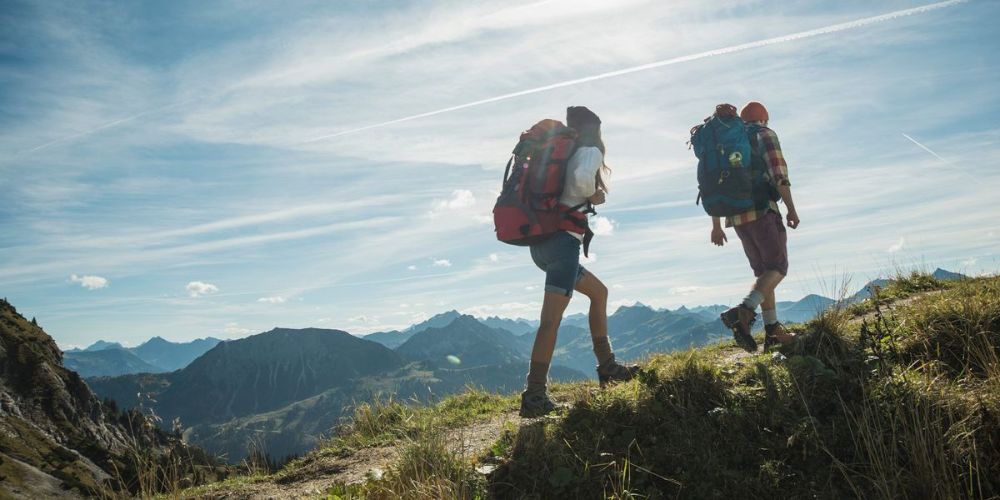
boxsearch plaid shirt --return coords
[726,126,791,227]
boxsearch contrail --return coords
[901,132,974,180]
[297,0,966,144]
[902,132,948,163]
[17,98,195,157]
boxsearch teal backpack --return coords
[691,104,776,217]
[691,104,752,217]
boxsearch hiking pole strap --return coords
[583,228,595,258]
[502,156,514,184]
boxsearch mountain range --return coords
[63,336,221,377]
[78,269,967,462]
[73,268,963,379]
[86,320,588,461]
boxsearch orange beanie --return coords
[740,101,769,123]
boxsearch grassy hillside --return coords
[184,273,1000,499]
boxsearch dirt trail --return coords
[851,291,939,323]
[203,411,520,499]
[714,290,941,367]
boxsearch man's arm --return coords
[777,185,799,229]
[711,216,727,246]
[759,129,799,229]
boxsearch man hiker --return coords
[713,101,799,351]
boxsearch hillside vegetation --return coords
[192,272,999,499]
[0,299,225,498]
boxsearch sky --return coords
[1,0,998,348]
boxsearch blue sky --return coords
[1,0,998,348]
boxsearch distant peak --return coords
[615,302,654,313]
[448,314,481,326]
[85,340,124,351]
[932,268,966,280]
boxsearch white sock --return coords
[741,290,765,310]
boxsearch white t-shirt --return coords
[559,146,603,241]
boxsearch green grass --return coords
[846,270,953,316]
[480,275,999,499]
[320,389,518,453]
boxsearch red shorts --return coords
[733,211,788,277]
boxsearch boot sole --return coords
[721,312,757,353]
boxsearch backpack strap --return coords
[745,125,780,208]
[502,155,514,184]
[562,201,596,257]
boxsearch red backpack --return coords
[492,119,594,254]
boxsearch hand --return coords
[786,210,800,229]
[711,227,728,246]
[588,190,606,206]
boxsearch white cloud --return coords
[408,265,418,271]
[349,315,379,324]
[591,216,617,236]
[525,285,537,291]
[434,189,475,211]
[69,274,108,290]
[433,259,452,267]
[186,281,219,297]
[887,237,906,253]
[581,252,598,264]
[669,286,701,295]
[961,257,977,267]
[612,284,625,290]
[489,253,499,262]
[257,296,286,304]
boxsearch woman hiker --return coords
[520,106,640,418]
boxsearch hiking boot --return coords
[597,355,641,388]
[721,304,758,353]
[763,322,796,351]
[519,388,559,418]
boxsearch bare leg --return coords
[758,274,794,343]
[577,272,624,368]
[753,270,785,300]
[529,291,571,369]
[575,273,608,340]
[762,290,776,312]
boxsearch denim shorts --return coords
[529,232,587,297]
